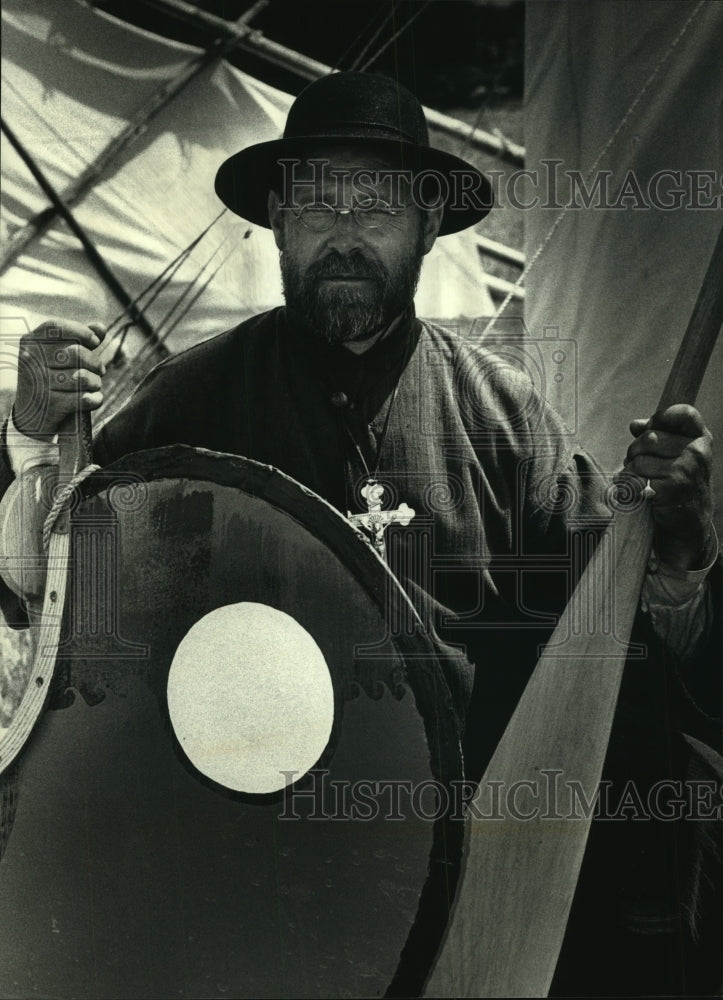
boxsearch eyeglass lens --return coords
[297,203,398,232]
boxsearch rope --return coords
[333,3,394,72]
[455,54,517,162]
[153,231,234,336]
[457,92,491,160]
[102,237,207,377]
[42,464,100,552]
[348,2,398,72]
[156,245,236,344]
[101,248,224,413]
[357,1,432,72]
[107,209,227,335]
[475,0,707,341]
[99,210,228,412]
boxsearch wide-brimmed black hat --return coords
[215,72,493,236]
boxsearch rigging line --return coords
[124,209,228,319]
[157,247,236,344]
[458,94,492,160]
[106,320,134,359]
[99,211,227,408]
[332,2,393,72]
[102,209,227,336]
[475,0,707,342]
[102,245,237,416]
[357,1,432,72]
[456,25,519,162]
[100,249,191,390]
[101,223,232,411]
[104,243,194,355]
[348,2,399,72]
[98,233,218,407]
[153,231,234,339]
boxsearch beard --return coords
[280,245,424,344]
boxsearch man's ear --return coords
[421,205,444,255]
[267,190,285,250]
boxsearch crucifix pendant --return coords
[347,479,415,561]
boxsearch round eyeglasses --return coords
[290,201,407,233]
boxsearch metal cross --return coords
[347,480,415,560]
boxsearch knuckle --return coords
[670,467,689,490]
[82,391,103,409]
[57,343,81,365]
[17,343,36,364]
[686,440,712,471]
[35,320,62,336]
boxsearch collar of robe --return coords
[282,305,421,422]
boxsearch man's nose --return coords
[323,210,365,252]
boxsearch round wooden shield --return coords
[0,446,465,999]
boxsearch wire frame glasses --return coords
[291,201,407,232]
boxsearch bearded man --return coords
[1,73,720,995]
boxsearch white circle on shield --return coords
[167,603,334,794]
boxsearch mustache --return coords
[305,250,388,284]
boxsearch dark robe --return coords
[1,307,721,993]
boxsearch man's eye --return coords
[356,207,395,229]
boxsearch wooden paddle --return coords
[424,224,723,998]
[0,408,94,775]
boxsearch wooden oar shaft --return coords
[58,409,93,480]
[659,224,723,408]
[425,509,653,998]
[425,224,722,998]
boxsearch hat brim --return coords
[214,136,493,236]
